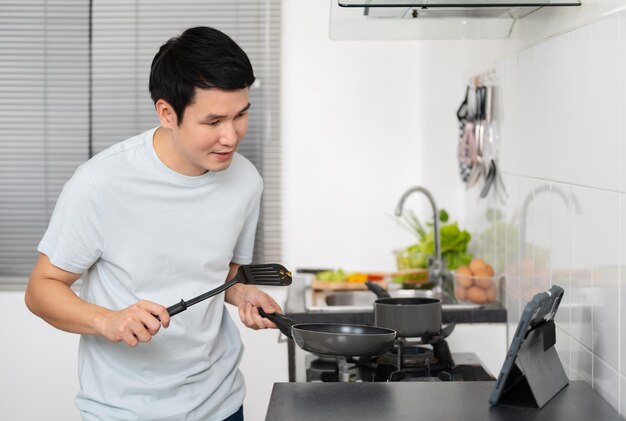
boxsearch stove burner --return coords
[380,344,438,368]
[305,334,494,383]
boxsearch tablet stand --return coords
[498,320,569,409]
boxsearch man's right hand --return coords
[26,253,172,348]
[95,300,170,347]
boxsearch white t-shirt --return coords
[38,127,263,421]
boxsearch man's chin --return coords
[205,159,233,173]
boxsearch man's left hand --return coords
[226,283,282,330]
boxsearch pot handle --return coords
[257,307,295,339]
[441,323,456,338]
[365,281,391,298]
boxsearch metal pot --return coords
[367,282,442,338]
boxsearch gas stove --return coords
[305,335,493,383]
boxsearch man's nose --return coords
[219,121,238,146]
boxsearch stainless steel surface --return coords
[305,288,482,312]
[328,289,437,305]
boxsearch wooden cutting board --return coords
[311,279,387,291]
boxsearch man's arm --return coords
[224,262,281,329]
[25,253,170,347]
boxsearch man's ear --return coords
[155,99,178,129]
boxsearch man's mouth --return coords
[212,151,233,162]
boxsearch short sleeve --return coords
[37,167,104,274]
[231,192,261,265]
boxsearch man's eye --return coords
[235,112,247,119]
[207,120,220,126]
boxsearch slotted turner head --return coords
[238,263,292,286]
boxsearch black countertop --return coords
[265,381,621,421]
[284,275,507,325]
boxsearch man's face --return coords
[161,87,250,175]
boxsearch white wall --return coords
[0,287,287,421]
[464,7,626,417]
[280,0,507,273]
[0,291,80,420]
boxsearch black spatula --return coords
[166,263,292,317]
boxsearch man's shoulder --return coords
[227,153,263,190]
[87,129,152,167]
[230,153,261,178]
[71,128,154,187]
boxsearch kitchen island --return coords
[284,275,507,381]
[265,381,621,421]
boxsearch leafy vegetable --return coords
[316,269,347,282]
[397,209,472,270]
[316,270,377,283]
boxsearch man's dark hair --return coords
[149,26,255,124]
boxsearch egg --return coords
[455,286,467,301]
[483,264,494,277]
[466,286,487,304]
[455,266,473,288]
[469,258,487,273]
[473,271,494,289]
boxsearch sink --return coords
[304,288,481,312]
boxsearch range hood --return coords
[331,0,581,39]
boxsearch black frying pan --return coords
[258,308,396,356]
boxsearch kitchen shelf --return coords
[331,0,581,39]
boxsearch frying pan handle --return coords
[365,281,391,299]
[257,307,295,339]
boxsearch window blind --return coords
[0,0,282,282]
[0,0,90,279]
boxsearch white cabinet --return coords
[444,323,507,378]
[0,291,81,421]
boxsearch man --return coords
[25,26,280,421]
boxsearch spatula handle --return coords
[167,299,188,316]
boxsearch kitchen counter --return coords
[265,381,621,421]
[284,275,507,325]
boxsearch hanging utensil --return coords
[480,160,497,198]
[457,86,473,183]
[467,85,486,188]
[166,263,292,317]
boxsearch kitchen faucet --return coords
[395,186,446,295]
[520,184,582,259]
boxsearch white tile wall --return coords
[569,25,593,188]
[570,185,594,350]
[594,353,621,412]
[590,15,620,192]
[622,374,626,417]
[466,11,626,417]
[550,182,570,334]
[591,190,620,370]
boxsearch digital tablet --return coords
[489,284,565,406]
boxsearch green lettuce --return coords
[404,221,472,270]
